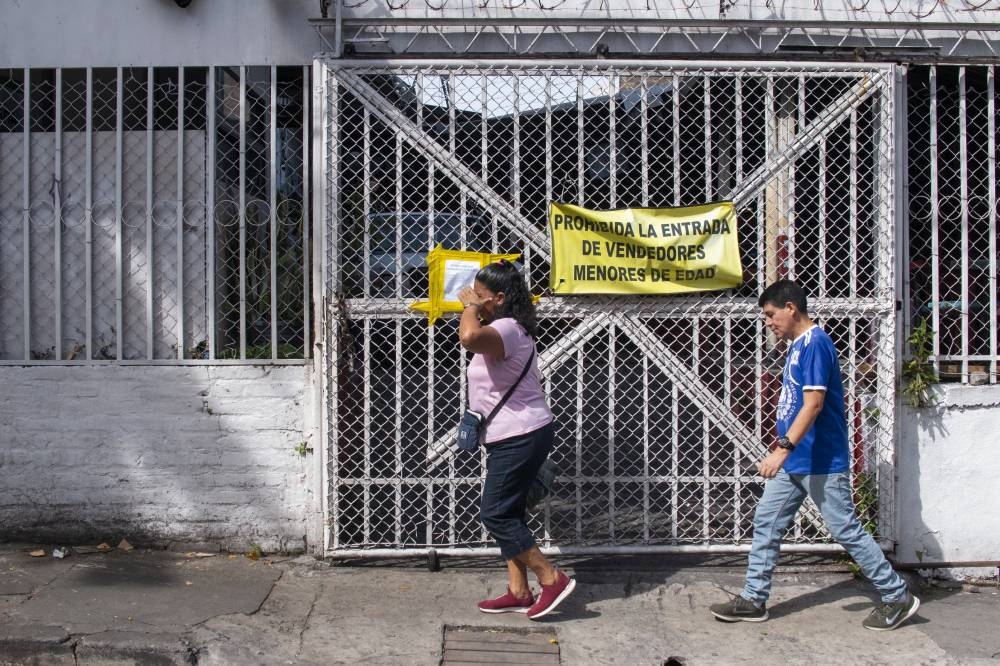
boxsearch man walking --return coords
[710,279,919,631]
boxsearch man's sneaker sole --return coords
[710,609,769,623]
[864,596,920,632]
[527,578,576,620]
[478,606,531,614]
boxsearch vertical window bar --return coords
[22,68,30,360]
[395,133,402,296]
[55,68,63,360]
[704,77,711,200]
[695,318,709,542]
[899,67,912,344]
[362,109,371,295]
[270,65,278,360]
[959,67,969,381]
[609,73,617,208]
[735,74,744,185]
[513,73,521,220]
[448,73,463,249]
[988,66,997,382]
[575,347,584,542]
[673,73,680,206]
[146,66,154,360]
[640,74,649,207]
[929,67,940,373]
[607,327,616,543]
[207,68,216,360]
[765,76,775,285]
[426,324,436,541]
[394,318,402,546]
[848,317,858,471]
[302,64,310,355]
[429,160,436,269]
[176,67,185,360]
[239,65,247,359]
[577,72,584,206]
[545,73,552,210]
[670,382,679,543]
[791,74,807,280]
[85,68,93,360]
[480,74,488,245]
[757,192,766,298]
[542,372,552,549]
[362,318,371,544]
[642,355,650,543]
[850,106,859,298]
[115,67,124,360]
[819,136,828,297]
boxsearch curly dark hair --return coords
[475,260,539,339]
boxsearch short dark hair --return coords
[758,279,808,313]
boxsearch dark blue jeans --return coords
[480,422,554,560]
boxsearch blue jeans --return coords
[742,470,908,605]
[480,422,554,560]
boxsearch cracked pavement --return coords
[1,545,998,665]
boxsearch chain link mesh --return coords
[323,62,898,552]
[0,66,309,362]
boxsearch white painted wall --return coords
[0,365,320,553]
[898,385,1000,580]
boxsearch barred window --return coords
[0,66,311,362]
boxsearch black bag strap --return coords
[483,347,536,428]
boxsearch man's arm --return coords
[756,389,825,479]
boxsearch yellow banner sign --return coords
[548,202,742,295]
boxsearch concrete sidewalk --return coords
[1,544,998,666]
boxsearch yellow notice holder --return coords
[410,244,521,326]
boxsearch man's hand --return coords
[756,448,790,479]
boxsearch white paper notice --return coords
[442,259,483,301]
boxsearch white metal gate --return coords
[316,59,899,555]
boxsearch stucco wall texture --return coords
[0,365,315,553]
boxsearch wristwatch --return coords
[776,436,796,451]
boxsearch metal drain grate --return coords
[441,626,560,665]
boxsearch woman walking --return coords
[456,259,576,620]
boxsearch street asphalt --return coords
[0,544,997,665]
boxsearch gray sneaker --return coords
[710,595,768,622]
[862,593,921,631]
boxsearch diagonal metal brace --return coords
[730,73,881,207]
[333,67,550,258]
[616,314,826,528]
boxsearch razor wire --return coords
[321,61,899,553]
[0,66,310,363]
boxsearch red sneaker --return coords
[478,587,535,614]
[526,570,576,620]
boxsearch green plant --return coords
[902,319,938,408]
[853,471,879,537]
[293,442,311,457]
[246,543,263,561]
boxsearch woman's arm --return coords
[457,287,505,359]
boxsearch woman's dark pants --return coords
[479,422,555,560]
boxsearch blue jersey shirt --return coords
[776,325,849,475]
